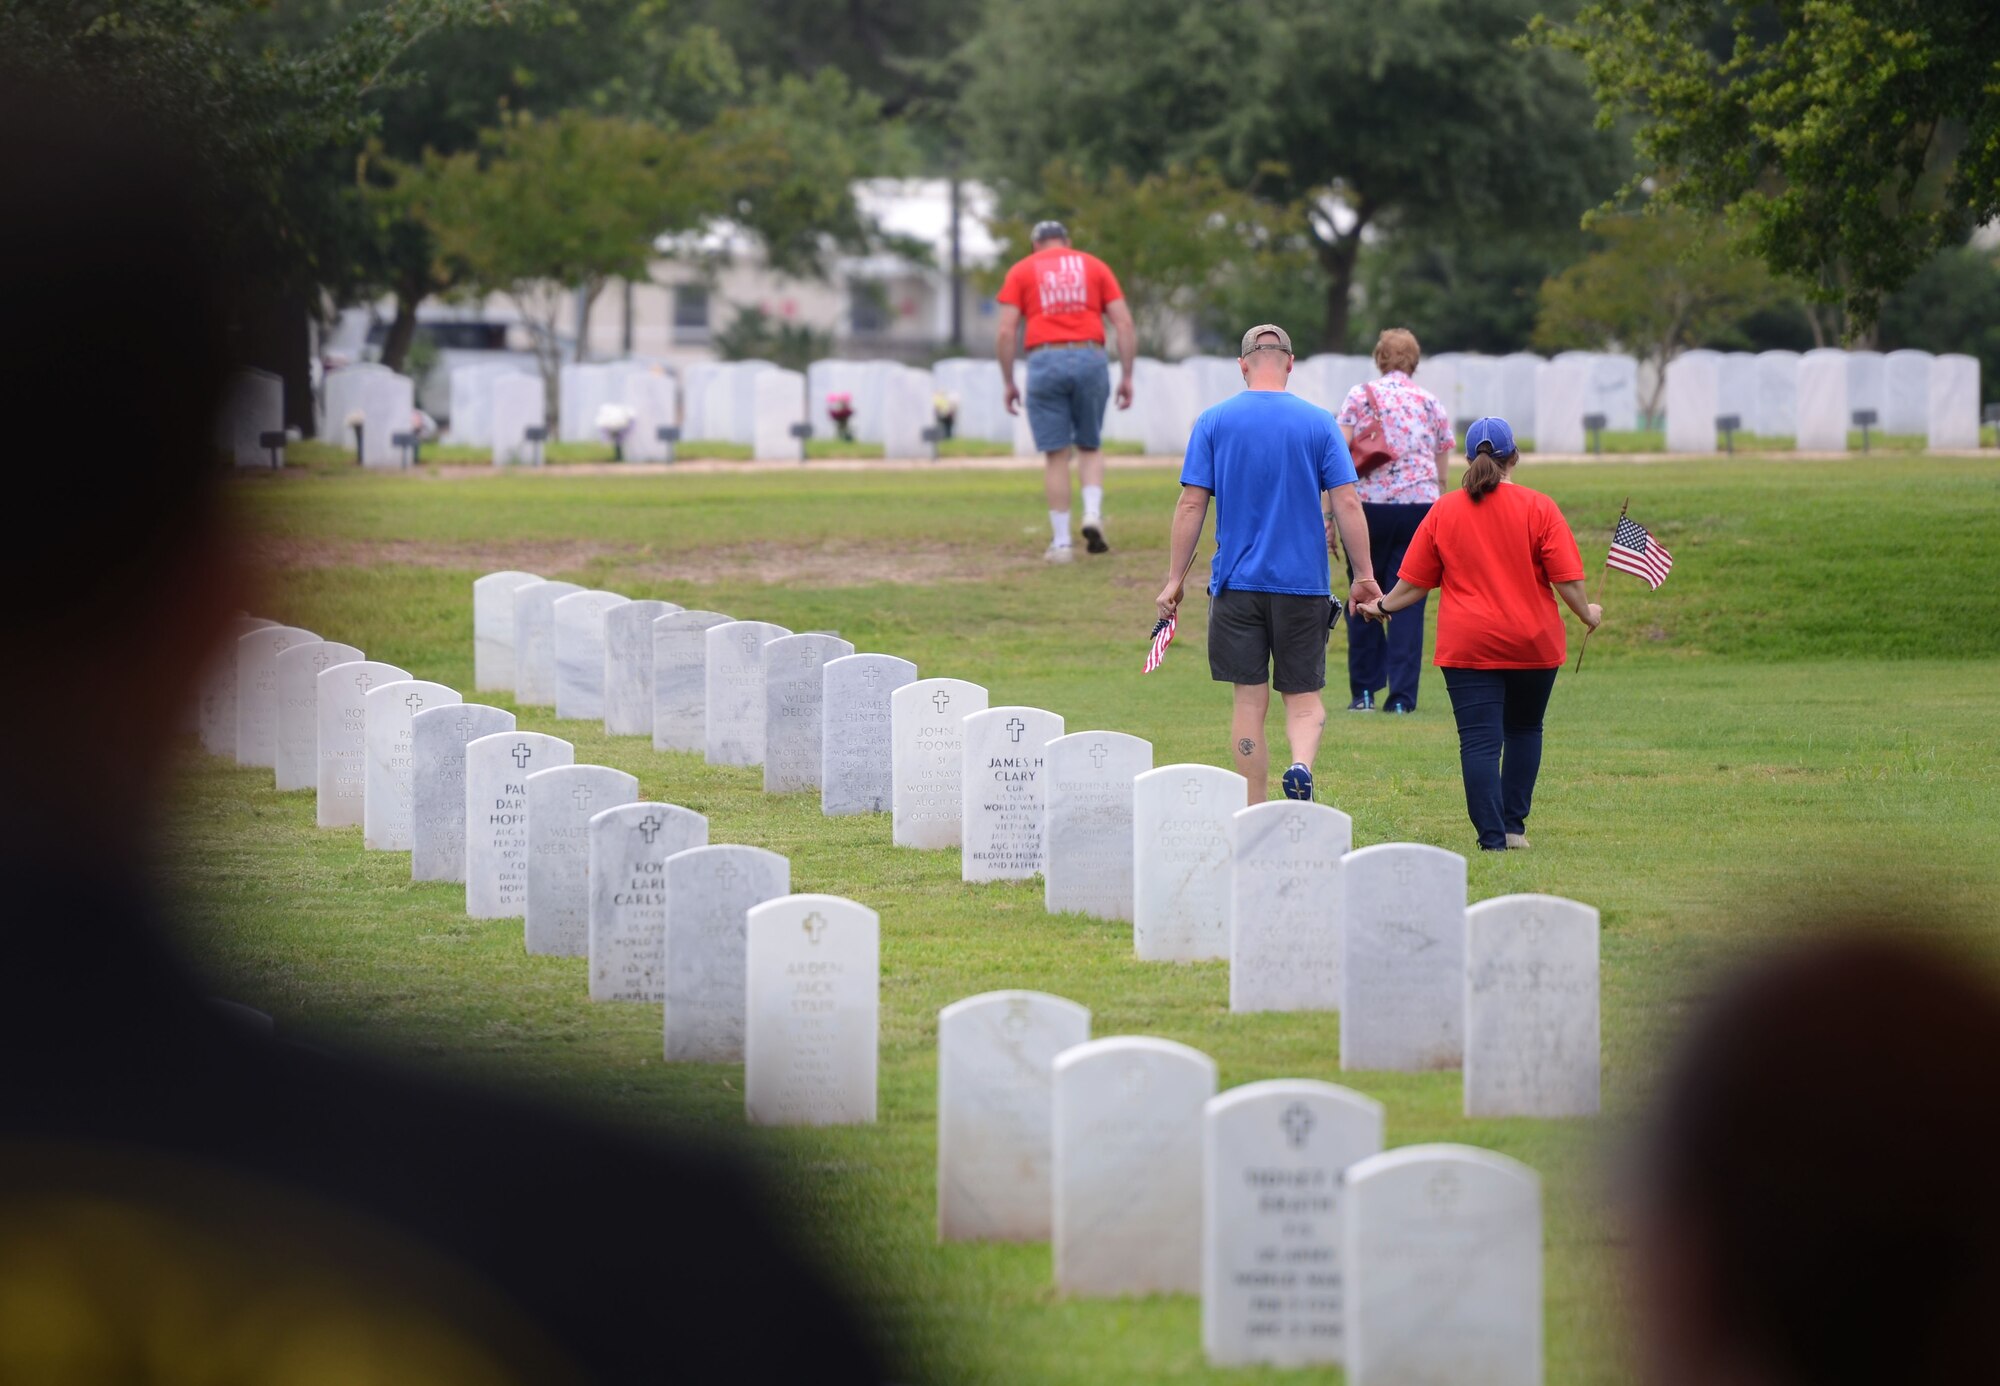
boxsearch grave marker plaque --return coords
[473,571,542,691]
[663,844,790,1060]
[651,610,734,753]
[464,732,573,917]
[235,626,319,768]
[512,580,583,706]
[587,802,708,1001]
[198,614,278,757]
[1340,843,1468,1072]
[552,589,630,720]
[275,640,362,791]
[524,764,638,955]
[1464,893,1600,1118]
[960,706,1064,882]
[704,620,791,766]
[744,894,879,1125]
[603,598,680,736]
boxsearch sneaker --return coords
[1043,542,1074,564]
[1281,762,1314,801]
[1081,518,1109,554]
[1346,691,1375,712]
[1505,833,1531,850]
[1384,698,1413,716]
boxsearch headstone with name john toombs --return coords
[463,732,573,918]
[960,706,1064,882]
[586,801,708,1002]
[744,894,879,1126]
[315,661,411,829]
[820,654,918,816]
[524,764,638,956]
[890,678,988,848]
[410,702,516,883]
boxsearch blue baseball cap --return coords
[1464,417,1517,461]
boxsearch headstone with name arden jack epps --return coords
[1230,800,1352,1013]
[524,763,638,955]
[1464,893,1600,1118]
[1132,763,1247,962]
[315,660,411,828]
[820,654,918,817]
[410,702,516,883]
[587,801,708,1002]
[663,843,791,1061]
[960,706,1064,882]
[1202,1079,1385,1368]
[937,990,1091,1242]
[763,633,856,793]
[235,625,319,769]
[275,640,362,792]
[473,571,542,692]
[602,598,680,737]
[1342,1144,1542,1386]
[551,589,629,721]
[1340,843,1468,1072]
[744,893,879,1126]
[652,609,734,753]
[463,731,574,918]
[891,678,989,849]
[704,620,791,766]
[512,579,584,706]
[363,680,462,852]
[1042,731,1153,922]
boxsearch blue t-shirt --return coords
[1179,390,1357,596]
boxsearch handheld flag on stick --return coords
[1575,500,1675,672]
[1143,548,1201,674]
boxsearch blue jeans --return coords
[1440,665,1560,851]
[1025,345,1110,452]
[1345,501,1431,708]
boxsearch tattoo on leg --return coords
[1237,737,1256,756]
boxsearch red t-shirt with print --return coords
[1399,482,1586,669]
[997,247,1123,348]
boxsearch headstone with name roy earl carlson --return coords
[584,801,708,1001]
[524,763,638,955]
[663,843,791,1060]
[820,653,918,816]
[410,702,516,883]
[463,732,573,918]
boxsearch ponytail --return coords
[1461,446,1517,502]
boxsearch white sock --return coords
[1049,510,1071,546]
[1081,486,1104,523]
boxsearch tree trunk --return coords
[1310,212,1369,353]
[379,274,426,373]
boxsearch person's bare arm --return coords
[1356,577,1433,622]
[1340,423,1356,446]
[996,304,1023,414]
[1105,298,1137,409]
[1324,483,1380,606]
[1552,578,1602,629]
[1435,445,1450,492]
[1156,484,1210,621]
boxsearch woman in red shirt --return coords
[1353,418,1601,851]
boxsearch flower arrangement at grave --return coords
[826,391,855,442]
[595,402,635,462]
[933,390,959,439]
[344,408,366,466]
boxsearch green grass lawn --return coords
[175,454,2000,1384]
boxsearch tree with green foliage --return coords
[1534,209,1780,416]
[1878,245,2000,405]
[962,0,1621,350]
[1537,0,2000,331]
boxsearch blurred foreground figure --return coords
[1632,930,2000,1386]
[0,92,882,1383]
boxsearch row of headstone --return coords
[1664,348,1981,452]
[935,1005,1540,1377]
[321,363,415,467]
[216,369,284,467]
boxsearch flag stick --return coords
[1573,496,1627,674]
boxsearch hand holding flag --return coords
[1144,548,1201,674]
[1575,501,1672,672]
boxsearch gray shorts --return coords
[1208,589,1333,693]
[1025,345,1110,453]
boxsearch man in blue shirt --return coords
[1156,324,1380,803]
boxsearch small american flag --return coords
[1142,614,1177,673]
[1607,516,1674,589]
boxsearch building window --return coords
[850,281,888,336]
[673,284,710,343]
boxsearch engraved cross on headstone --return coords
[1280,1102,1316,1149]
[1121,1065,1150,1097]
[511,742,534,769]
[800,645,819,668]
[741,630,762,655]
[801,911,827,944]
[637,813,662,844]
[931,689,952,714]
[715,860,741,889]
[453,711,474,738]
[571,784,593,811]
[1426,1168,1462,1215]
[1181,777,1204,805]
[1003,999,1031,1039]
[312,649,334,672]
[1284,813,1308,844]
[1088,742,1109,770]
[355,670,374,693]
[1521,912,1548,943]
[1392,856,1418,890]
[1005,717,1026,743]
[405,691,426,713]
[860,665,882,690]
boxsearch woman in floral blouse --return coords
[1334,328,1456,714]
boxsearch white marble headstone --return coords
[651,610,734,753]
[1340,843,1468,1072]
[473,571,541,691]
[1530,358,1588,453]
[1202,1080,1384,1367]
[1051,1036,1217,1296]
[512,579,583,706]
[275,640,363,792]
[763,633,856,793]
[1846,349,1885,423]
[704,620,791,766]
[363,680,462,851]
[937,990,1091,1242]
[1230,800,1352,1013]
[1929,353,1981,450]
[315,660,411,828]
[322,364,414,468]
[410,702,516,882]
[1796,348,1850,451]
[551,589,629,720]
[1881,349,1932,436]
[1464,893,1600,1118]
[587,801,708,1001]
[751,367,807,460]
[821,654,918,816]
[524,764,638,955]
[960,706,1065,882]
[216,368,283,467]
[1343,1144,1542,1386]
[1133,764,1247,962]
[890,678,989,848]
[744,894,879,1126]
[197,614,276,757]
[1043,731,1153,922]
[464,732,573,918]
[490,372,546,466]
[602,598,680,736]
[1496,353,1542,438]
[662,844,791,1061]
[235,625,319,769]
[1753,350,1801,437]
[1664,350,1720,453]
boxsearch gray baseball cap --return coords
[1240,323,1293,356]
[1031,220,1070,244]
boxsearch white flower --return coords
[595,402,634,436]
[345,409,366,430]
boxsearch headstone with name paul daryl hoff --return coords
[464,732,573,918]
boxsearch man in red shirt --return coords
[996,221,1137,562]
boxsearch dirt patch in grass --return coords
[248,535,1036,586]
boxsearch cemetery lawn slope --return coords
[174,455,2000,1384]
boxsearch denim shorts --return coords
[1025,344,1110,453]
